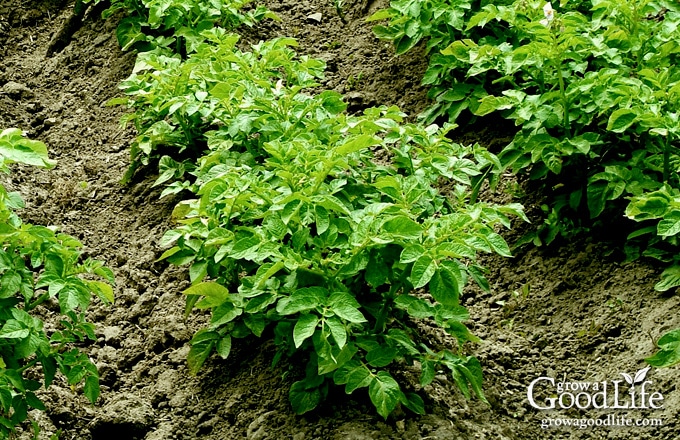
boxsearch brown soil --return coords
[0,1,678,439]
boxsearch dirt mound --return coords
[0,0,677,439]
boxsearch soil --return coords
[0,0,678,439]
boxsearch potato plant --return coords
[646,328,680,368]
[161,101,525,416]
[111,23,527,415]
[83,0,275,52]
[374,0,680,284]
[0,129,114,436]
[373,0,680,370]
[111,31,326,183]
[74,0,541,417]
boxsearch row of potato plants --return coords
[101,0,527,417]
[372,0,680,367]
[0,129,114,437]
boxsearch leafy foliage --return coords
[646,328,680,368]
[84,0,275,53]
[111,31,325,183]
[0,129,114,436]
[375,0,680,373]
[119,29,528,416]
[367,0,516,123]
[374,0,680,281]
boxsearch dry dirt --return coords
[0,0,678,439]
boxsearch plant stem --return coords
[373,269,410,333]
[552,51,571,137]
[373,283,399,333]
[663,136,671,183]
[27,292,50,311]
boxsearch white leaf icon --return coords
[634,366,651,384]
[621,372,634,385]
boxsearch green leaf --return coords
[312,330,334,370]
[366,347,398,368]
[337,252,370,278]
[400,392,425,415]
[315,205,330,235]
[421,359,436,386]
[184,295,200,319]
[587,181,608,218]
[366,9,393,22]
[484,233,512,257]
[655,265,680,292]
[230,236,261,260]
[4,370,25,393]
[11,396,27,424]
[473,95,512,117]
[293,314,319,348]
[0,320,29,339]
[382,216,423,240]
[58,285,90,313]
[411,255,436,289]
[0,271,21,298]
[385,328,418,355]
[429,264,460,306]
[607,108,638,133]
[187,330,219,375]
[253,262,285,290]
[157,246,182,262]
[646,329,680,368]
[88,281,114,304]
[372,24,399,40]
[25,392,45,411]
[400,244,425,263]
[42,357,56,388]
[336,134,380,155]
[325,316,347,348]
[83,375,100,404]
[189,262,208,283]
[278,287,327,315]
[289,380,322,414]
[15,331,44,359]
[394,295,433,319]
[365,256,389,287]
[541,150,562,175]
[322,343,357,375]
[116,16,145,51]
[184,282,230,300]
[333,359,372,394]
[369,371,401,419]
[626,194,671,220]
[319,91,347,114]
[316,195,351,216]
[216,335,232,359]
[458,356,487,403]
[395,35,418,55]
[0,129,55,168]
[245,293,277,314]
[244,314,266,337]
[658,211,680,237]
[210,302,242,327]
[328,292,366,323]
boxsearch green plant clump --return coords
[646,328,680,368]
[374,0,680,287]
[372,0,680,372]
[84,0,276,53]
[0,128,114,437]
[112,27,527,416]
